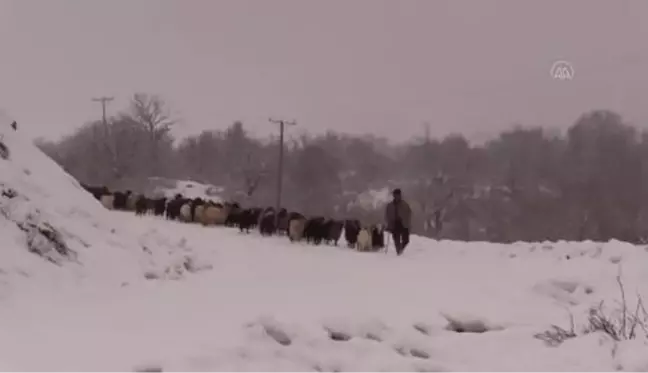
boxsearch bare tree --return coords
[37,97,648,244]
[130,93,174,135]
[36,98,174,189]
[130,93,175,176]
[240,153,268,199]
[288,142,343,215]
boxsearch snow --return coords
[149,177,224,201]
[0,120,204,294]
[2,118,648,370]
[352,187,391,210]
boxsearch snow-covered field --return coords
[2,120,648,371]
[149,177,224,201]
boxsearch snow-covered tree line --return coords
[34,95,648,243]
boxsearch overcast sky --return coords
[1,0,647,143]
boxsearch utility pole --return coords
[92,96,114,126]
[92,96,116,175]
[423,122,431,144]
[269,117,296,225]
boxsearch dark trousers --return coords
[392,222,410,255]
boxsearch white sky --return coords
[1,0,647,143]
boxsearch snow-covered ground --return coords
[149,177,224,201]
[354,187,391,210]
[3,219,648,372]
[0,119,203,292]
[2,119,648,371]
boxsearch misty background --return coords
[2,0,648,242]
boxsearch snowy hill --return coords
[2,117,648,370]
[0,118,205,295]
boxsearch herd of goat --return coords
[81,185,388,252]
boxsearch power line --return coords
[269,117,297,224]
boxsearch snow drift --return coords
[0,117,202,295]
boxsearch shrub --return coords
[0,135,9,160]
[535,272,648,346]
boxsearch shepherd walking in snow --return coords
[384,188,412,256]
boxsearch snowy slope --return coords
[0,119,204,296]
[1,204,648,370]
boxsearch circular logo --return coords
[550,60,574,80]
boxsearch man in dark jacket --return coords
[384,188,412,256]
